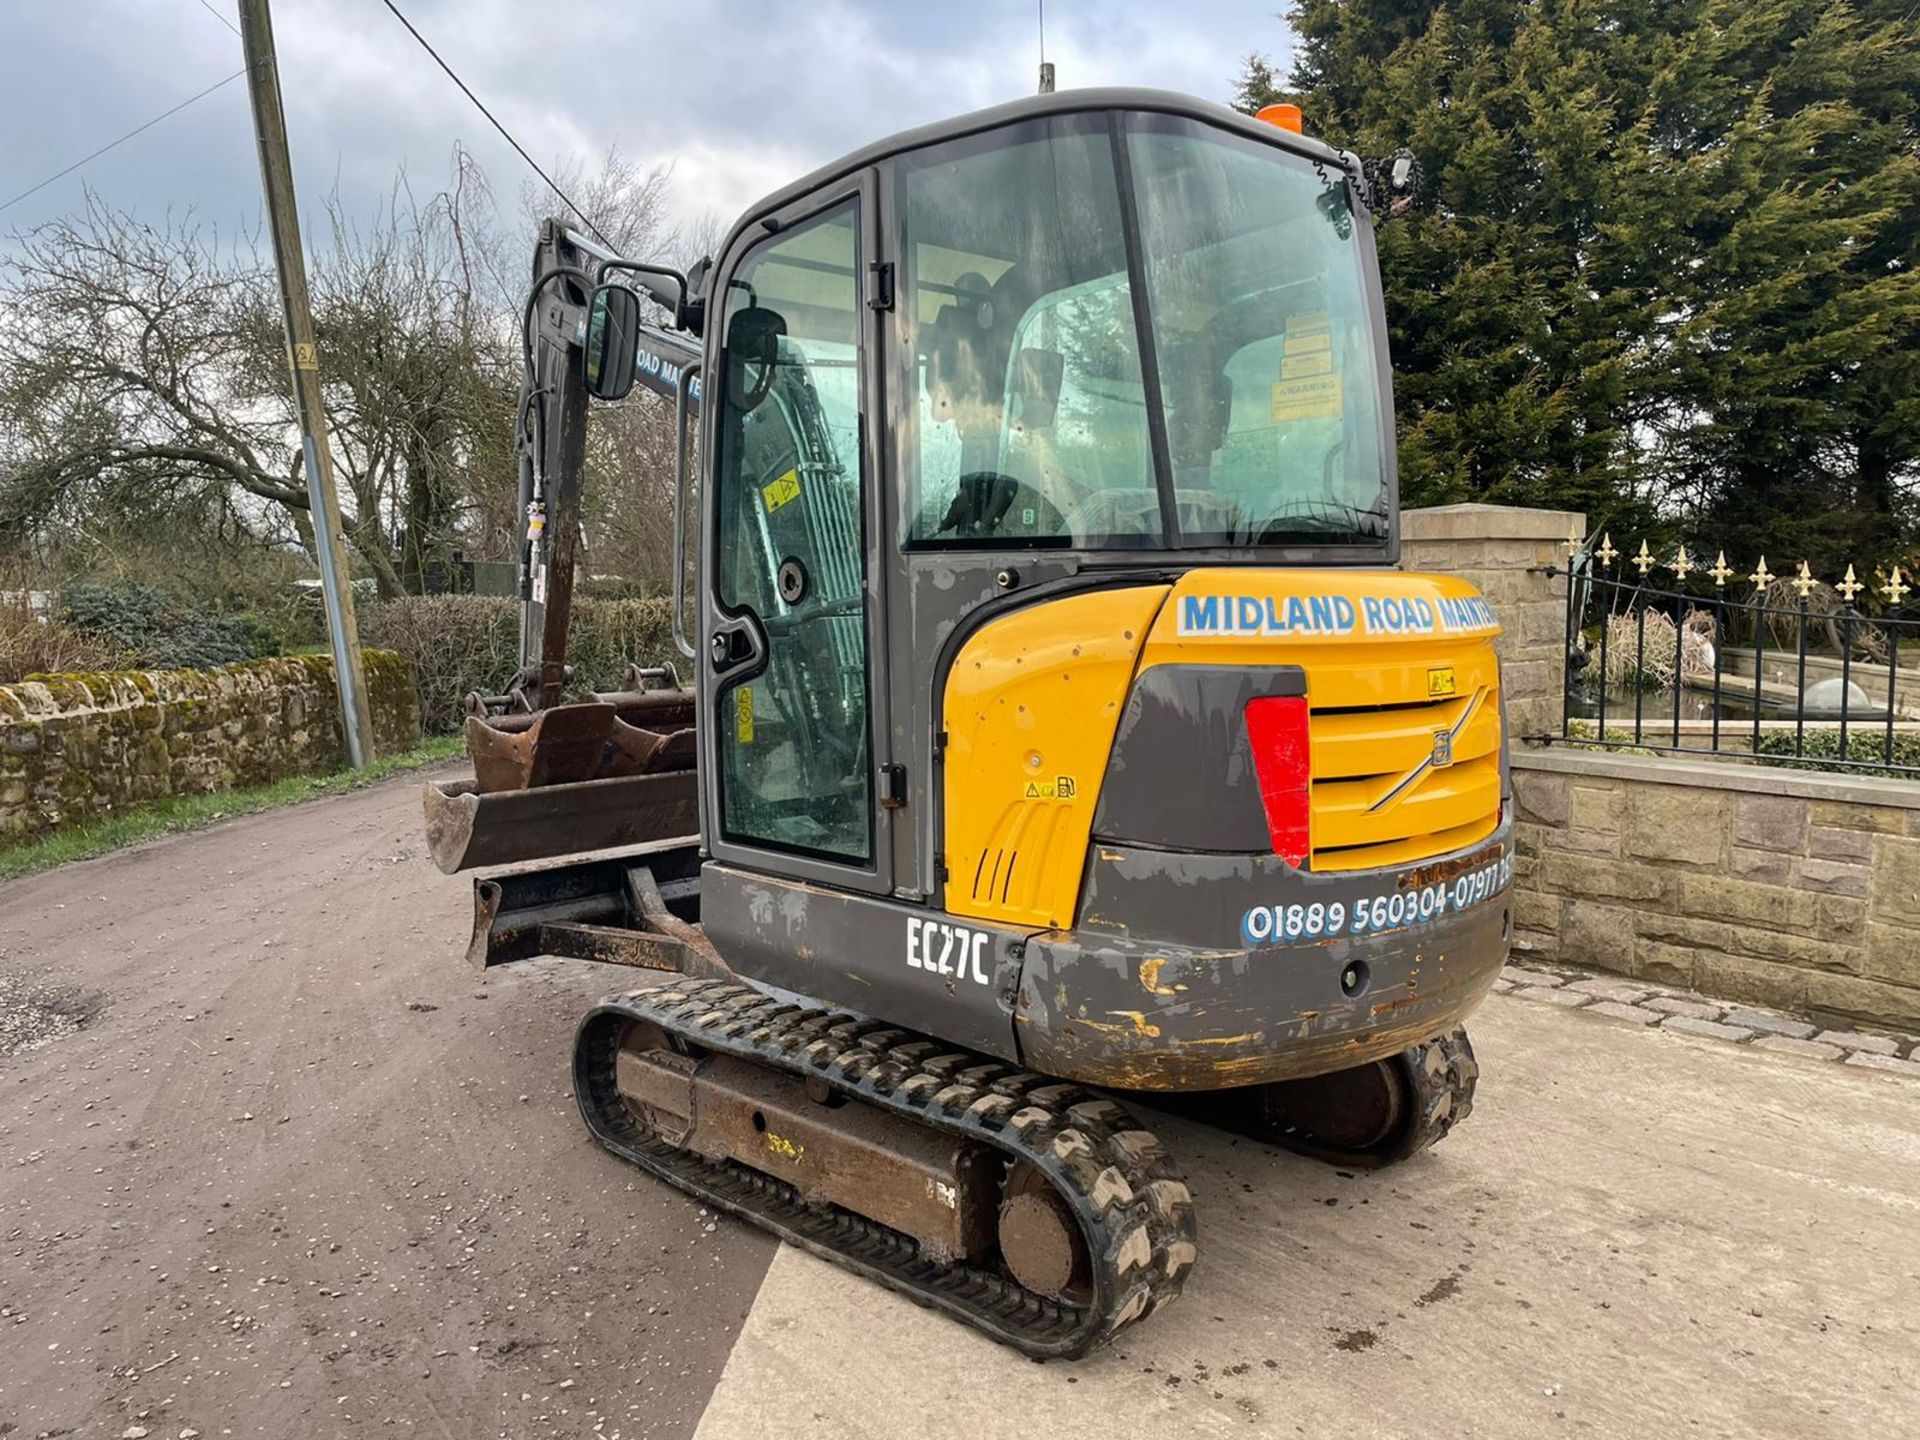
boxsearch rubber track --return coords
[572,977,1198,1359]
[1268,1025,1479,1169]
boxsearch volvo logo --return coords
[1431,729,1454,768]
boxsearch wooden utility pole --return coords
[237,0,375,767]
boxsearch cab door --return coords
[699,181,892,893]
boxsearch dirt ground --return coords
[0,768,773,1440]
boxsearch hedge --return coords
[1752,726,1920,778]
[1568,719,1920,779]
[60,582,283,671]
[359,594,678,733]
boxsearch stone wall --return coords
[1511,748,1920,1030]
[0,651,420,844]
[1401,503,1581,738]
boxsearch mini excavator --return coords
[422,89,1512,1358]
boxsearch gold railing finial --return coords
[1837,565,1863,605]
[1884,565,1911,607]
[1750,555,1774,589]
[1565,522,1584,558]
[1791,560,1817,601]
[1595,533,1617,567]
[1672,546,1695,581]
[1708,550,1734,587]
[1633,539,1655,576]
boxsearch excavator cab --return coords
[427,90,1504,1359]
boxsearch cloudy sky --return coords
[2,0,1295,249]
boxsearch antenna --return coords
[1037,0,1054,93]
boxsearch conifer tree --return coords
[1240,0,1920,572]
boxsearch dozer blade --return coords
[422,770,698,874]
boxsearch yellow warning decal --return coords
[1023,775,1078,800]
[1427,666,1458,698]
[1280,349,1333,379]
[735,685,755,743]
[1271,373,1343,423]
[1283,329,1331,357]
[762,468,801,513]
[764,1131,804,1163]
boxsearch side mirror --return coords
[725,305,787,412]
[583,283,641,400]
[1366,147,1423,221]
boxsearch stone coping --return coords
[1402,504,1584,541]
[1514,742,1920,811]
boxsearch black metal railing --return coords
[1544,532,1920,778]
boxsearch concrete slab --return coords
[695,994,1920,1440]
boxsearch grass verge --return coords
[0,734,465,884]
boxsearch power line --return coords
[0,67,248,216]
[372,0,612,249]
[194,0,241,37]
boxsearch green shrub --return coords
[1567,718,1920,779]
[1753,727,1920,778]
[360,594,677,733]
[58,582,282,671]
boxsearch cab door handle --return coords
[709,611,767,678]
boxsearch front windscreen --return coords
[895,109,1390,552]
[1127,114,1390,547]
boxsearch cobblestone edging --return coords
[1494,962,1920,1079]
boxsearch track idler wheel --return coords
[999,1163,1093,1302]
[1234,1025,1479,1169]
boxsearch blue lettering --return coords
[1362,597,1386,633]
[1309,595,1335,632]
[1285,595,1311,632]
[1181,595,1220,634]
[1265,596,1286,634]
[1412,598,1436,630]
[1237,596,1265,632]
[1332,596,1357,632]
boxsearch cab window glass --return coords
[711,202,872,863]
[1126,115,1390,547]
[899,117,1157,549]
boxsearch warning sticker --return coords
[1283,330,1331,357]
[1427,666,1457,698]
[762,468,801,513]
[1271,373,1343,423]
[1280,349,1333,379]
[1023,775,1078,801]
[735,686,755,743]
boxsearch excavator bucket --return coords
[423,684,700,874]
[465,702,620,792]
[422,768,698,874]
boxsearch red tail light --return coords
[1245,695,1312,867]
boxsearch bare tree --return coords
[0,145,690,599]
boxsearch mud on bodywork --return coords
[1011,826,1514,1090]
